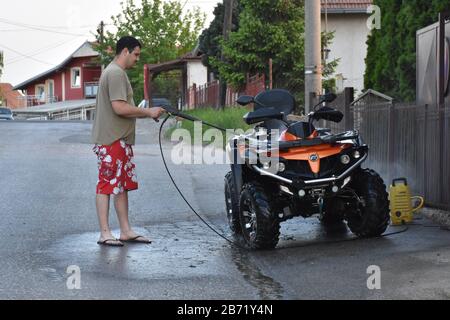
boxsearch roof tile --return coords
[321,0,373,10]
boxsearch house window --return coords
[71,68,81,88]
[35,85,45,102]
[47,80,55,102]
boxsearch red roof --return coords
[322,0,372,10]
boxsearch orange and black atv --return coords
[225,89,390,250]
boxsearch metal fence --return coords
[316,87,450,210]
[187,74,266,109]
[18,95,59,107]
[188,80,220,109]
[13,105,95,121]
[350,101,450,211]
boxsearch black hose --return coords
[158,115,245,249]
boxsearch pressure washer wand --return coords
[155,106,227,132]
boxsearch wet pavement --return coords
[1,120,450,300]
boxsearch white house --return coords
[321,0,373,94]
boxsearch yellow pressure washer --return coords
[389,178,425,225]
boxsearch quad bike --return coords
[225,89,390,250]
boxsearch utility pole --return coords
[269,58,273,90]
[100,21,105,45]
[305,0,322,114]
[219,0,234,109]
[98,21,105,45]
[97,21,105,71]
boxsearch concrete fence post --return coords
[344,87,355,131]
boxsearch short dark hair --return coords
[116,36,142,55]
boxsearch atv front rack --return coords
[252,153,368,188]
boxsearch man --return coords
[91,36,164,247]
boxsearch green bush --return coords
[365,0,449,102]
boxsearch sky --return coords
[0,0,220,87]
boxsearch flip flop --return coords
[119,236,152,244]
[97,238,124,247]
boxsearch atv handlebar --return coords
[279,138,324,150]
[320,132,359,144]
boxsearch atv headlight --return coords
[340,154,351,165]
[277,162,286,173]
[353,151,361,159]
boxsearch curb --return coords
[420,207,450,230]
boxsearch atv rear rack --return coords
[252,153,368,188]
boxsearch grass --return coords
[164,106,253,148]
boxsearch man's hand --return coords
[147,107,165,120]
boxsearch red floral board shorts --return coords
[93,139,138,195]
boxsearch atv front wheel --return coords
[225,172,241,234]
[321,198,345,226]
[346,169,390,237]
[239,183,280,250]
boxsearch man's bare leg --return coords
[114,191,151,242]
[96,194,122,244]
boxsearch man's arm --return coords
[111,100,164,119]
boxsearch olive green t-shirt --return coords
[91,61,136,146]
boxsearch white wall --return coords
[322,13,371,95]
[187,60,208,89]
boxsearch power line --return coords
[0,43,54,66]
[0,17,112,29]
[181,0,221,8]
[181,0,189,10]
[5,37,83,66]
[0,17,97,30]
[0,18,89,37]
[0,29,29,32]
[17,24,95,30]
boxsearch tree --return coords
[365,0,449,102]
[93,0,205,104]
[364,0,402,99]
[211,0,338,108]
[198,1,241,78]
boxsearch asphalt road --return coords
[1,120,450,300]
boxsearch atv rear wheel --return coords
[346,169,390,237]
[239,183,280,250]
[225,172,241,234]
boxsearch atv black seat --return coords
[254,89,296,116]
